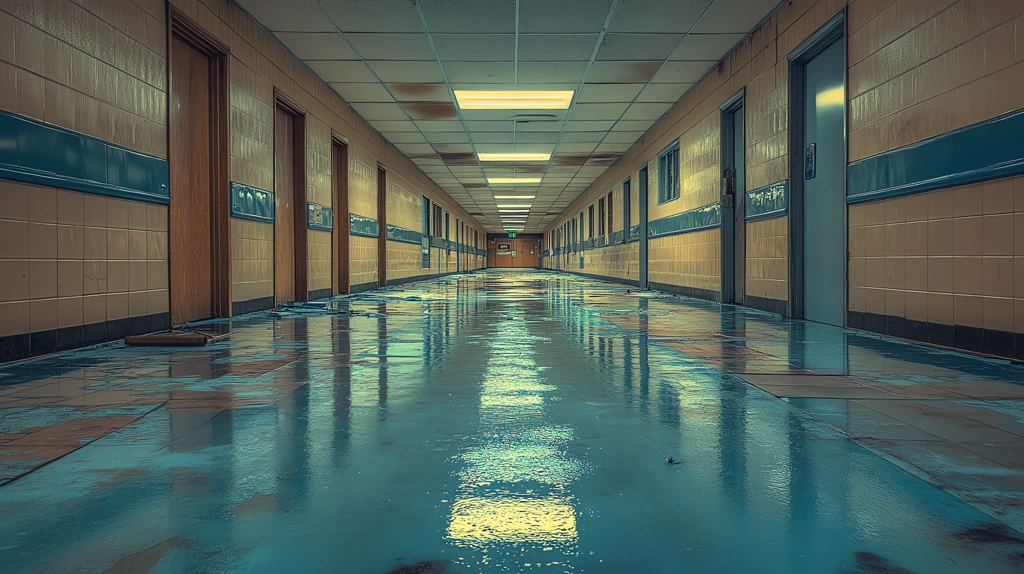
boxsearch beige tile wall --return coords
[746,216,789,302]
[648,229,720,293]
[308,229,331,293]
[848,0,1024,161]
[0,0,167,158]
[0,181,168,336]
[230,218,273,304]
[849,177,1024,333]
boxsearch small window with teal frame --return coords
[658,140,680,204]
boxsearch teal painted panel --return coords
[307,202,334,232]
[848,109,1024,204]
[230,182,274,223]
[608,230,624,244]
[745,181,788,221]
[0,109,169,204]
[386,224,422,245]
[350,213,379,238]
[647,204,721,239]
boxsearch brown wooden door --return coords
[275,107,296,304]
[333,141,350,294]
[169,36,213,325]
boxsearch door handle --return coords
[805,143,816,180]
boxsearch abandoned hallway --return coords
[1,271,1023,572]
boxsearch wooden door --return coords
[275,107,296,304]
[169,36,213,325]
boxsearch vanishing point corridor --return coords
[1,271,1023,573]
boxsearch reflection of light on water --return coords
[444,304,587,567]
[447,495,577,546]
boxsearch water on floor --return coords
[1,271,1023,573]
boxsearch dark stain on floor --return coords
[954,523,1024,545]
[104,536,189,574]
[843,552,915,574]
[232,492,278,516]
[388,561,446,574]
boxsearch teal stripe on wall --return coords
[745,180,788,221]
[386,224,421,245]
[647,203,721,239]
[848,109,1024,204]
[307,202,334,231]
[0,109,170,204]
[230,182,274,223]
[350,213,379,237]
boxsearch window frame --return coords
[606,191,613,236]
[657,140,681,204]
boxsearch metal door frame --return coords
[719,88,745,304]
[787,10,847,321]
[639,166,649,288]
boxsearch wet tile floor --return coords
[1,270,1024,573]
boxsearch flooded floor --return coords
[2,270,1024,573]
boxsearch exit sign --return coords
[507,231,517,238]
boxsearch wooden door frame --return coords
[719,88,745,304]
[167,7,231,319]
[274,89,308,302]
[377,165,387,287]
[332,136,350,294]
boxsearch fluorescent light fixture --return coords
[488,178,542,185]
[455,91,574,110]
[498,209,530,213]
[501,217,528,220]
[477,152,551,162]
[493,195,536,199]
[496,204,533,208]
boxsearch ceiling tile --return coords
[433,144,475,153]
[366,120,418,131]
[513,121,565,132]
[518,0,614,33]
[576,83,645,103]
[471,133,515,144]
[329,82,394,102]
[473,144,515,153]
[556,142,599,153]
[417,120,467,132]
[346,33,434,60]
[597,33,683,61]
[237,0,335,32]
[419,0,516,33]
[401,102,460,120]
[620,102,674,120]
[569,103,630,121]
[424,132,471,144]
[276,33,358,60]
[634,83,691,102]
[608,0,712,33]
[650,61,715,83]
[321,0,424,32]
[518,35,598,61]
[513,143,555,153]
[395,143,437,155]
[694,0,778,34]
[669,33,746,60]
[566,120,616,131]
[365,61,444,83]
[585,61,661,83]
[434,35,515,62]
[380,132,428,144]
[517,62,588,84]
[386,83,451,102]
[602,131,645,143]
[351,102,408,120]
[610,120,656,131]
[464,121,515,132]
[514,133,560,144]
[444,62,516,84]
[307,60,376,82]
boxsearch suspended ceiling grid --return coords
[236,0,781,232]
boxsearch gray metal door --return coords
[732,106,745,303]
[802,39,845,326]
[639,166,649,288]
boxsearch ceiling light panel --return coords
[454,90,575,110]
[477,153,551,162]
[488,178,542,185]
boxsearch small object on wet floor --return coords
[387,560,446,574]
[125,333,207,347]
[665,457,680,465]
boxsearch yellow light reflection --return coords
[816,86,844,107]
[447,496,578,545]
